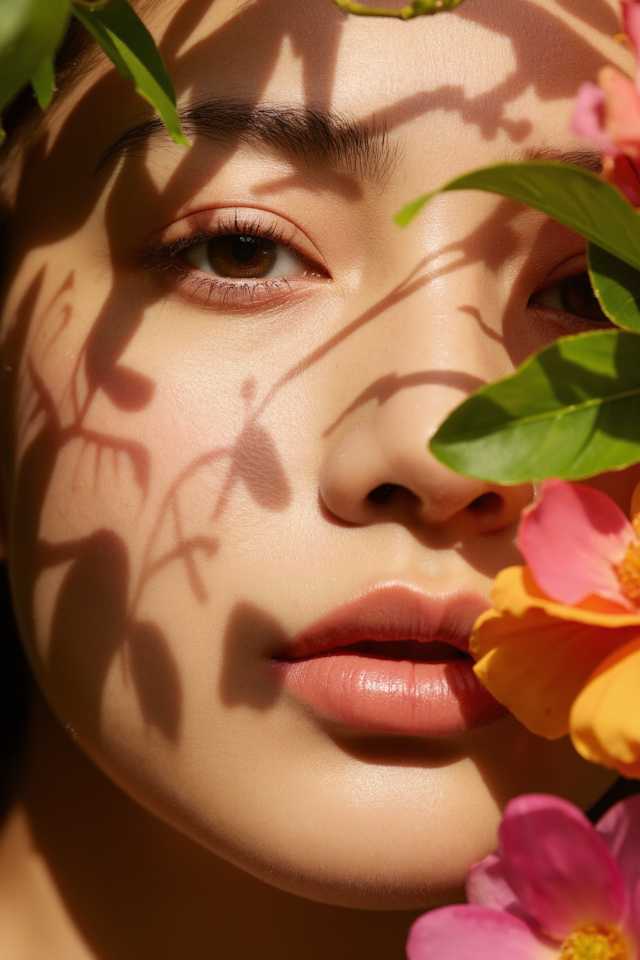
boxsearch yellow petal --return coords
[489,567,640,627]
[570,637,640,777]
[473,607,640,739]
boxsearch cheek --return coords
[1,256,302,753]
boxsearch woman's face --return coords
[0,0,631,909]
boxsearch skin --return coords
[0,0,635,956]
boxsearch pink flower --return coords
[407,794,640,960]
[572,0,640,205]
[519,478,640,611]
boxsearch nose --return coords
[318,296,533,537]
[320,407,532,533]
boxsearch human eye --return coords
[148,209,328,308]
[528,265,611,331]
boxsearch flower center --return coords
[616,517,640,605]
[558,924,629,960]
[617,539,640,605]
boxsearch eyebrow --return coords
[516,146,603,173]
[96,98,399,184]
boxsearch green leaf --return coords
[30,54,55,109]
[71,0,189,147]
[588,242,640,333]
[396,162,640,271]
[429,329,640,483]
[0,0,69,113]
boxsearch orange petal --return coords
[472,607,640,739]
[488,567,640,627]
[570,636,640,777]
[631,479,640,524]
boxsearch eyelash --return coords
[528,268,612,331]
[147,214,322,307]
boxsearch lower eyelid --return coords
[159,261,325,311]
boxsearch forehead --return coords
[148,0,631,118]
[7,0,633,256]
[82,0,625,190]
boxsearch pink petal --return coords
[571,82,617,152]
[600,67,640,153]
[520,480,634,607]
[499,794,625,939]
[622,0,640,68]
[597,793,640,886]
[597,794,640,938]
[406,906,553,960]
[629,883,640,953]
[467,855,523,914]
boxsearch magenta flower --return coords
[407,794,640,960]
[572,0,640,205]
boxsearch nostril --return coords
[467,491,503,515]
[368,483,398,505]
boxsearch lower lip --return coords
[272,651,507,737]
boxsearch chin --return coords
[236,855,469,912]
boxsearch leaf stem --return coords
[331,0,467,17]
[73,0,114,9]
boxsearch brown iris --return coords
[558,273,608,324]
[205,235,277,278]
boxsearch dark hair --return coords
[0,18,97,817]
[0,563,30,819]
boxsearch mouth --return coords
[270,583,507,737]
[317,639,469,661]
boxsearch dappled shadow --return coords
[0,0,626,820]
[323,370,487,436]
[0,7,629,951]
[219,602,288,709]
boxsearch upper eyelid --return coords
[531,253,588,293]
[142,208,331,310]
[148,207,327,272]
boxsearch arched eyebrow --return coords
[96,98,399,185]
[518,146,603,172]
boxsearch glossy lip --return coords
[271,583,507,737]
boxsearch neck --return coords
[0,690,419,959]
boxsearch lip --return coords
[271,583,507,737]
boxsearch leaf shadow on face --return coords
[217,419,292,516]
[45,531,183,742]
[2,272,182,744]
[355,0,618,145]
[0,0,628,860]
[218,601,288,709]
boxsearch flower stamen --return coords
[617,526,640,605]
[559,923,629,960]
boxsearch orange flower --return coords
[472,480,640,777]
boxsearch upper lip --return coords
[274,582,490,660]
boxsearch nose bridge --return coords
[360,263,503,452]
[362,343,488,521]
[318,262,528,530]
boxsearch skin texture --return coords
[0,0,635,956]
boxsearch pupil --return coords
[232,236,260,263]
[562,274,608,323]
[206,235,277,278]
